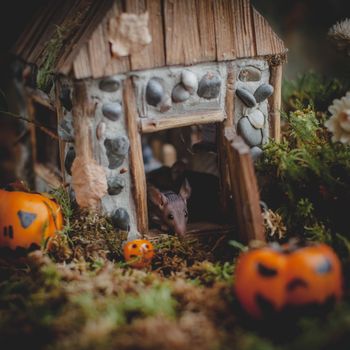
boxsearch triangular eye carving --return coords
[257,263,278,277]
[17,210,37,229]
[316,258,333,274]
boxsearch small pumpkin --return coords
[235,242,342,319]
[124,239,154,268]
[0,189,63,250]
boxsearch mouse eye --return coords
[184,211,188,218]
[168,213,174,220]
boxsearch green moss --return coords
[36,7,90,92]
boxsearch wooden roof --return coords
[12,0,287,80]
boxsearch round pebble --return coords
[102,102,123,121]
[99,78,120,92]
[236,87,257,108]
[111,208,130,231]
[197,72,221,99]
[247,109,265,129]
[64,146,76,176]
[237,117,263,147]
[254,83,274,103]
[238,66,262,82]
[104,136,130,169]
[146,78,165,106]
[250,146,263,161]
[96,122,106,140]
[59,86,72,111]
[171,83,190,103]
[181,70,198,94]
[107,175,125,195]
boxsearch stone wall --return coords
[59,58,273,238]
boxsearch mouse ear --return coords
[148,185,168,208]
[179,178,191,202]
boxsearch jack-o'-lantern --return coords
[0,189,63,250]
[124,239,154,268]
[235,242,342,319]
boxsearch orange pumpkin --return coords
[235,242,343,319]
[0,189,63,250]
[124,239,154,268]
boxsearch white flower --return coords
[325,91,350,144]
[328,18,350,56]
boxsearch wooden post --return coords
[123,78,148,234]
[218,62,235,214]
[224,127,265,243]
[268,64,283,142]
[72,82,94,159]
[55,81,66,185]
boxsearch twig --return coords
[0,110,58,140]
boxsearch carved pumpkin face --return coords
[235,242,343,319]
[124,239,154,268]
[0,189,63,250]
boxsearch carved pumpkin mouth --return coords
[286,278,308,291]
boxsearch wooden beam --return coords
[123,78,148,234]
[55,81,67,185]
[268,64,282,142]
[127,0,165,71]
[140,110,225,134]
[25,87,55,111]
[224,127,265,243]
[218,62,235,215]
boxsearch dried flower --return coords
[262,209,287,240]
[328,18,350,56]
[325,91,350,144]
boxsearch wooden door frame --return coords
[124,75,265,243]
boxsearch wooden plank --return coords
[124,78,148,234]
[163,0,201,66]
[73,45,92,79]
[225,127,265,243]
[25,96,37,166]
[88,23,109,78]
[232,0,256,58]
[23,0,66,63]
[213,0,236,61]
[268,64,282,142]
[140,110,225,134]
[128,0,165,71]
[102,1,131,77]
[252,6,286,56]
[57,0,114,75]
[224,62,235,127]
[34,0,82,66]
[25,87,55,111]
[195,0,216,62]
[218,62,236,215]
[55,81,67,185]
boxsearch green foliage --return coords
[190,261,235,285]
[36,8,89,92]
[258,77,350,258]
[283,72,350,112]
[36,25,67,92]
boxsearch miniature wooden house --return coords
[12,0,287,242]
